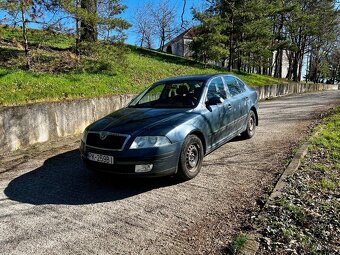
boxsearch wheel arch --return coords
[188,130,207,155]
[250,106,259,126]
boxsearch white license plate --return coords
[87,152,114,164]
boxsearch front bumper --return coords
[80,140,182,177]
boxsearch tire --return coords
[241,110,256,139]
[177,135,204,181]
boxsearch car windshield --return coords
[129,80,205,108]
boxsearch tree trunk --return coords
[80,0,98,42]
[21,7,31,70]
[237,50,241,72]
[227,14,234,72]
[286,51,293,80]
[106,28,110,41]
[297,52,304,81]
[274,49,283,78]
[159,28,165,51]
[292,51,301,82]
[75,0,81,54]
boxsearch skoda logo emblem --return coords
[100,131,109,140]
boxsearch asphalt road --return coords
[0,91,339,255]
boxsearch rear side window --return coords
[223,76,241,97]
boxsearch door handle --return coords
[244,97,249,101]
[227,104,232,110]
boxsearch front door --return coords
[203,77,226,146]
[223,76,244,133]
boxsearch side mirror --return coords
[206,96,224,106]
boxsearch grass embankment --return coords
[258,107,340,254]
[0,25,287,106]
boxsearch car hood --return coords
[88,107,189,135]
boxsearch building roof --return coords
[163,27,196,48]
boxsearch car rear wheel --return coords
[177,135,204,181]
[241,110,256,139]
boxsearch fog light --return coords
[135,164,153,173]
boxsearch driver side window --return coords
[223,76,241,97]
[207,77,227,101]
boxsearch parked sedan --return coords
[80,74,258,180]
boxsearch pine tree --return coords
[191,9,228,65]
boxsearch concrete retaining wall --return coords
[255,83,338,100]
[0,83,338,154]
[0,95,134,154]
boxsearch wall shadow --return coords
[4,149,179,205]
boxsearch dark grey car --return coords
[80,74,259,180]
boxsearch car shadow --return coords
[4,149,180,205]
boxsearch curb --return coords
[239,134,316,255]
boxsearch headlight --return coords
[130,136,171,149]
[81,129,88,142]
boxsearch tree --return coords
[59,0,130,51]
[283,0,338,81]
[79,0,97,42]
[150,0,178,50]
[193,0,273,72]
[305,0,338,83]
[191,9,228,64]
[327,47,340,84]
[269,0,295,78]
[133,2,155,48]
[97,0,130,42]
[0,0,46,69]
[234,0,273,74]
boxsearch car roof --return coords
[154,74,234,84]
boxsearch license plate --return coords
[87,152,114,164]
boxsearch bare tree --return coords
[1,0,46,69]
[133,2,154,48]
[150,0,178,50]
[180,0,188,29]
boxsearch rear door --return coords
[236,78,251,126]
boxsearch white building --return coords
[162,28,195,57]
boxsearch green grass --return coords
[229,233,248,255]
[312,108,340,160]
[0,25,74,49]
[0,25,289,106]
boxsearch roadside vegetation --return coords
[258,107,340,254]
[228,233,249,255]
[0,25,285,106]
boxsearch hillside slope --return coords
[0,25,286,106]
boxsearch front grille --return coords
[86,132,128,150]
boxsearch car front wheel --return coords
[242,110,256,139]
[177,135,204,181]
